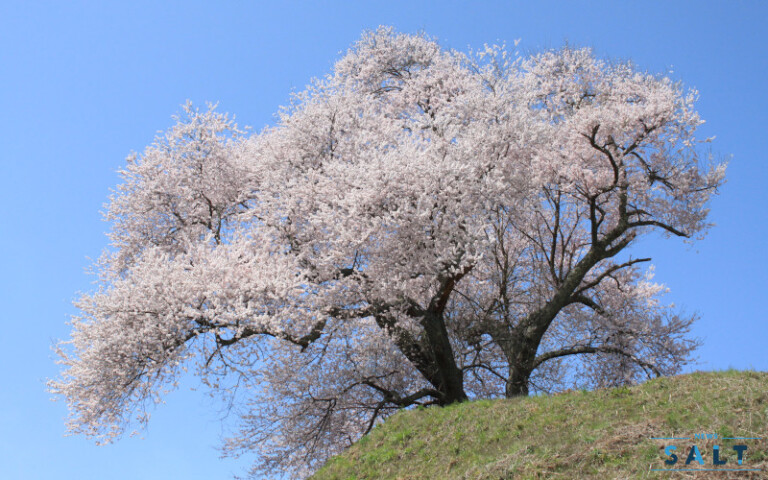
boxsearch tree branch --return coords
[575,257,651,295]
[532,344,662,376]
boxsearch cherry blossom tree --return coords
[51,27,725,477]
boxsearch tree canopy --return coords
[51,27,725,477]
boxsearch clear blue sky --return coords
[1,1,766,478]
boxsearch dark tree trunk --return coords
[506,364,531,397]
[374,308,468,405]
[503,331,541,397]
[496,245,621,397]
[422,310,468,404]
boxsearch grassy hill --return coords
[312,370,768,479]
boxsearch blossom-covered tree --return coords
[51,27,725,477]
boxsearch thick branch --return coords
[568,294,605,315]
[532,345,662,376]
[628,220,689,238]
[575,257,651,295]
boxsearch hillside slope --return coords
[312,371,768,479]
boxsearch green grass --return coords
[311,370,768,479]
